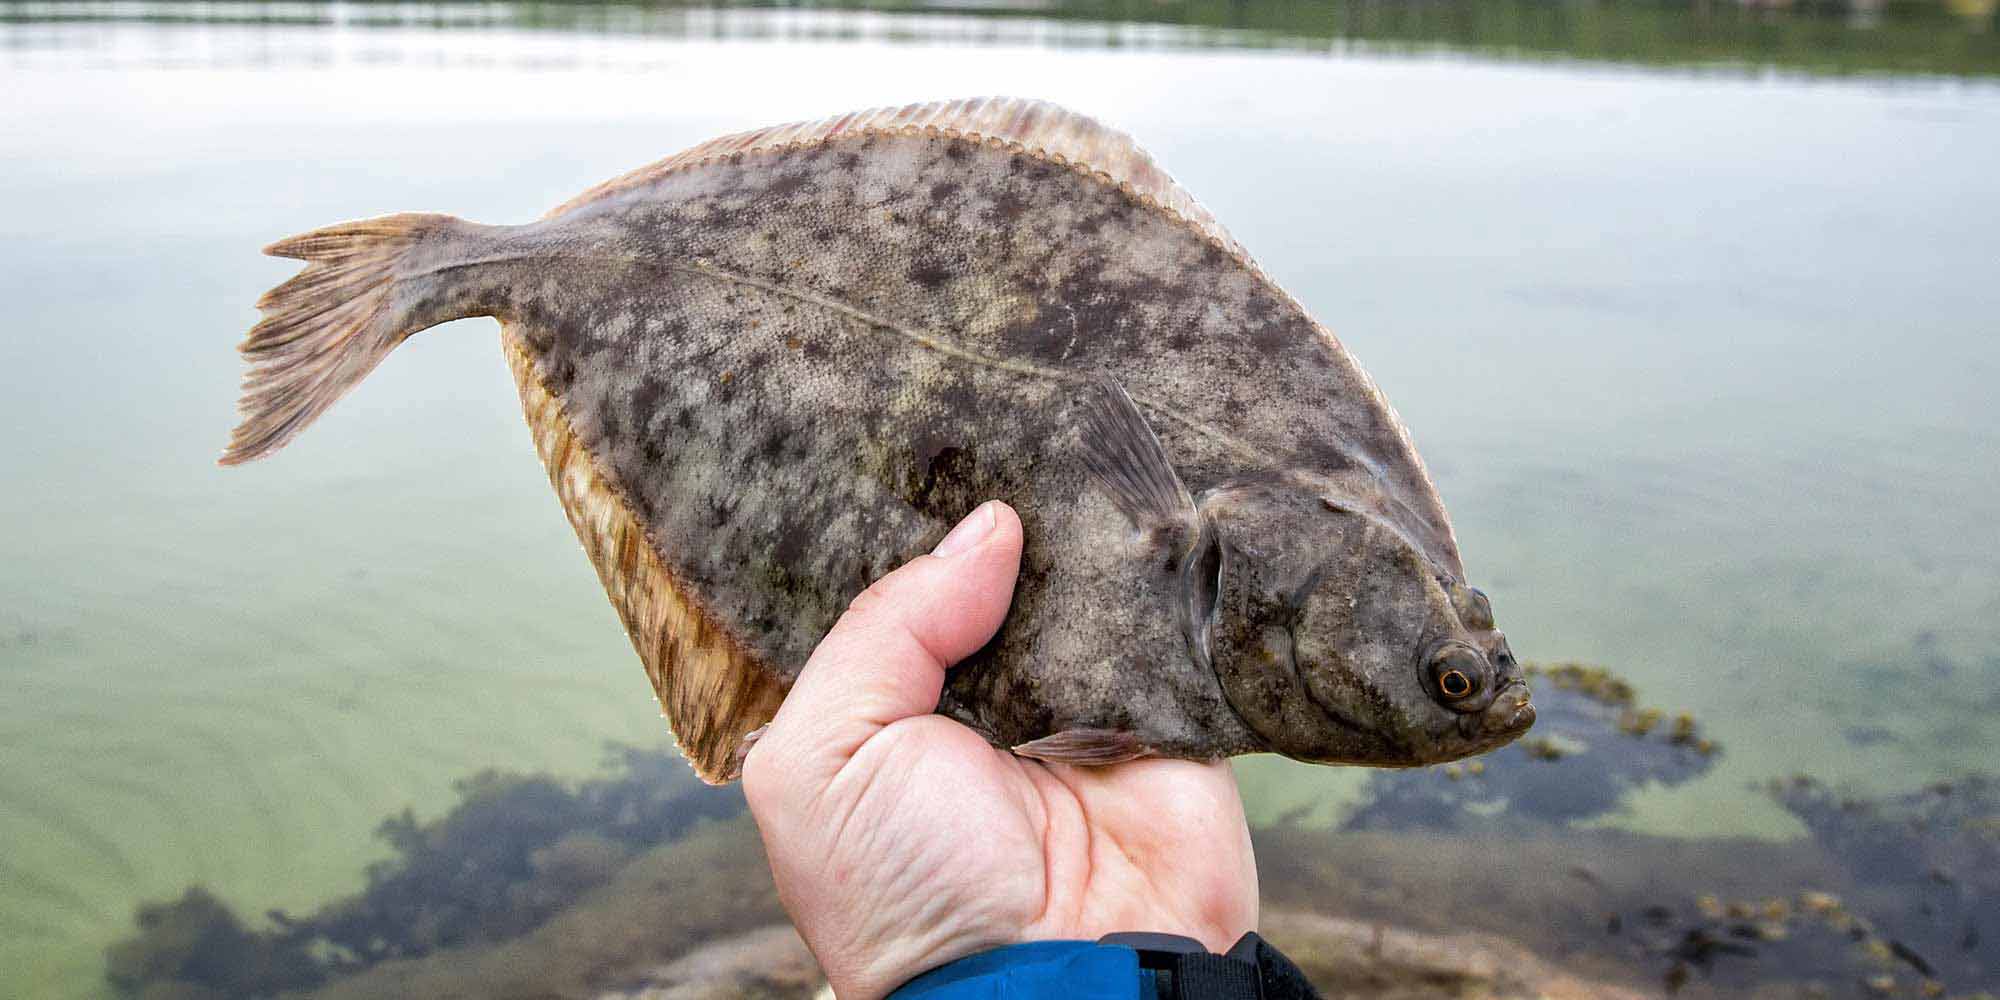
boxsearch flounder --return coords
[223,98,1534,783]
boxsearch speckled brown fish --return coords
[222,98,1534,783]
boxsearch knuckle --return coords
[842,576,900,619]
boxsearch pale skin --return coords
[742,500,1260,999]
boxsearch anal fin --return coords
[1013,728,1153,767]
[504,333,788,784]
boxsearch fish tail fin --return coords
[221,212,490,466]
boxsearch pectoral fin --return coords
[1013,728,1154,766]
[1076,378,1222,679]
[1075,379,1197,532]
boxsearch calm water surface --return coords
[3,8,1998,997]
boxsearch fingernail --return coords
[932,501,996,559]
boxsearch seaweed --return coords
[303,818,788,1000]
[1759,775,2000,993]
[106,745,745,999]
[1343,661,1721,832]
[103,888,321,999]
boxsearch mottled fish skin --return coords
[225,99,1534,781]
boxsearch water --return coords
[3,4,1998,997]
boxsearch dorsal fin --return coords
[505,333,787,784]
[546,97,1248,263]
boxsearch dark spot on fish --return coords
[907,258,954,291]
[837,151,861,170]
[758,428,788,465]
[632,376,669,424]
[549,356,577,390]
[765,171,814,200]
[1074,203,1130,238]
[770,518,813,583]
[943,139,971,162]
[985,191,1032,225]
[905,444,979,520]
[1006,154,1056,181]
[704,493,738,530]
[928,180,960,202]
[1248,319,1289,357]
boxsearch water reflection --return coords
[2,1,1997,77]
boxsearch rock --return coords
[594,909,1646,1000]
[1260,909,1650,1000]
[595,924,821,1000]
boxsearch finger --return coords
[759,500,1023,773]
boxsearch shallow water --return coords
[3,5,1999,998]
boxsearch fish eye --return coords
[1426,642,1487,706]
[1439,669,1473,698]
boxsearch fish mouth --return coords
[1458,679,1535,749]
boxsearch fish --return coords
[222,97,1534,783]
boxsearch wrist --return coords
[889,940,1143,999]
[887,932,1319,1000]
[800,908,1013,1000]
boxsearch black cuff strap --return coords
[1096,931,1320,1000]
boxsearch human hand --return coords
[742,500,1259,999]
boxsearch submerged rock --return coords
[1258,772,2000,998]
[1259,909,1648,1000]
[1762,775,2000,994]
[593,925,821,1000]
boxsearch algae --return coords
[105,746,746,998]
[107,665,2000,999]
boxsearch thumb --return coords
[754,501,1023,778]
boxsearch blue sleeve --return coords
[890,941,1150,1000]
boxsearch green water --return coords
[4,4,1999,997]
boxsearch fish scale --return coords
[223,98,1533,782]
